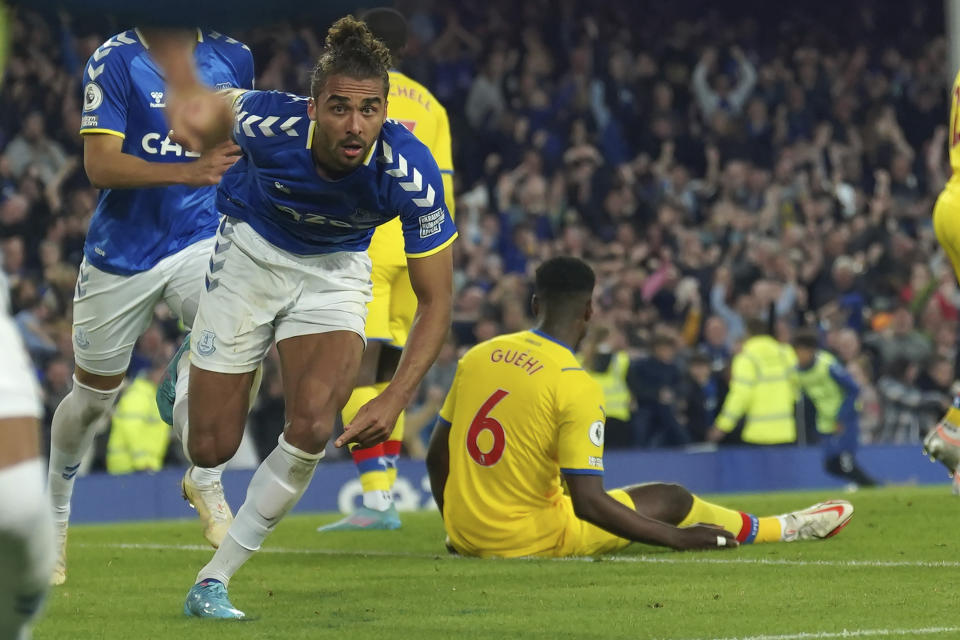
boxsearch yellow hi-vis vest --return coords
[588,351,631,422]
[107,376,170,474]
[715,335,798,444]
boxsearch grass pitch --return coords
[34,486,960,640]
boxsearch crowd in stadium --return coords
[0,1,956,469]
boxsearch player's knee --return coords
[286,400,336,452]
[656,483,693,520]
[61,376,121,424]
[186,430,236,468]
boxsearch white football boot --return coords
[780,500,854,541]
[182,467,233,548]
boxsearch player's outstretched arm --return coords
[425,418,452,516]
[83,135,239,189]
[336,246,454,448]
[564,473,738,551]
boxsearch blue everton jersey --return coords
[217,90,456,257]
[79,29,254,275]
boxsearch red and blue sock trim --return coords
[352,445,388,474]
[737,512,759,544]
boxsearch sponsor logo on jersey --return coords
[588,420,605,447]
[273,205,383,230]
[274,181,291,194]
[140,133,201,158]
[418,208,444,238]
[588,455,603,468]
[197,330,217,356]
[83,82,103,112]
[81,115,98,128]
[149,91,166,108]
[215,82,234,90]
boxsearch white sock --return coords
[196,434,323,586]
[47,376,121,525]
[194,535,252,587]
[362,490,393,511]
[189,464,226,488]
[0,458,55,640]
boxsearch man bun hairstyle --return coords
[310,15,392,99]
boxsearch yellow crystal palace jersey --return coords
[368,69,455,268]
[933,68,960,278]
[948,68,960,193]
[438,330,607,557]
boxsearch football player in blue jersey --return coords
[47,27,254,586]
[180,16,455,619]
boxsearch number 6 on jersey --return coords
[467,390,509,466]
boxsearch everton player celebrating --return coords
[180,17,455,618]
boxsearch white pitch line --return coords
[75,542,960,569]
[672,627,960,640]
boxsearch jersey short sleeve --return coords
[230,90,306,154]
[230,90,264,153]
[387,135,457,259]
[556,375,606,475]
[79,44,130,137]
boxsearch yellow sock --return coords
[385,407,404,486]
[678,495,782,544]
[342,385,379,425]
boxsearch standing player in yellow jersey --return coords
[319,8,456,531]
[427,257,853,558]
[923,68,960,487]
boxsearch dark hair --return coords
[534,256,595,301]
[360,7,408,62]
[792,328,820,350]
[310,15,391,99]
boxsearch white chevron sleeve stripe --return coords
[386,154,407,178]
[412,185,436,208]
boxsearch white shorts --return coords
[71,237,215,376]
[190,217,372,374]
[0,313,41,419]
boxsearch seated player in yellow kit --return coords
[319,8,456,531]
[426,257,854,557]
[923,67,960,490]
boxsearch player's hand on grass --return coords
[183,141,242,187]
[335,391,406,448]
[671,524,738,551]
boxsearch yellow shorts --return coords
[934,187,960,280]
[447,489,635,558]
[553,489,634,557]
[365,260,416,349]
